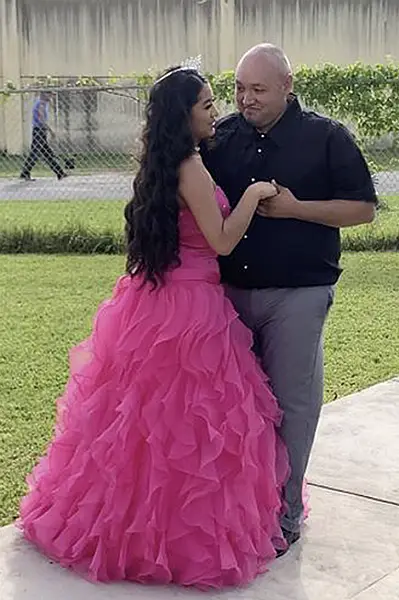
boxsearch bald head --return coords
[235,44,293,131]
[237,44,292,80]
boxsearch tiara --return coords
[181,55,202,71]
[155,55,203,84]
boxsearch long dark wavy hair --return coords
[124,66,207,288]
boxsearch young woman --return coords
[19,67,288,589]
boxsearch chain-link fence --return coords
[0,84,145,201]
[1,82,399,202]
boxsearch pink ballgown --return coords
[19,187,290,589]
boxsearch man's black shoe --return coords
[276,528,301,558]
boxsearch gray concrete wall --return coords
[15,0,399,76]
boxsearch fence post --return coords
[0,0,24,155]
[219,0,235,71]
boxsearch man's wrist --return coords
[291,198,307,220]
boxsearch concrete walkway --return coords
[1,378,398,600]
[0,173,131,201]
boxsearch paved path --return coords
[1,377,398,599]
[0,171,398,201]
[375,170,399,196]
[0,173,132,201]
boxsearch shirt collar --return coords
[237,94,302,147]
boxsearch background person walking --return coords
[20,92,67,181]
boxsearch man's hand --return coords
[256,180,376,227]
[257,180,301,219]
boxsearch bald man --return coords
[201,44,377,553]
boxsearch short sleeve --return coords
[327,123,378,203]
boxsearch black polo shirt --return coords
[201,95,377,289]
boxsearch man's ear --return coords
[283,73,293,95]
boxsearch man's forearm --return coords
[294,199,376,227]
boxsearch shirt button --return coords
[244,235,248,239]
[251,177,256,182]
[243,265,248,270]
[257,148,262,153]
[260,134,265,138]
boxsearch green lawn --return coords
[0,198,126,233]
[1,252,398,526]
[0,196,398,253]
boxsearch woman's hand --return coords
[257,180,302,219]
[247,181,278,202]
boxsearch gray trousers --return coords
[225,284,334,533]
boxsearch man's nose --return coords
[242,91,255,105]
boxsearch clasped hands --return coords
[257,180,301,219]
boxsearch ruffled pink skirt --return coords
[19,274,290,589]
